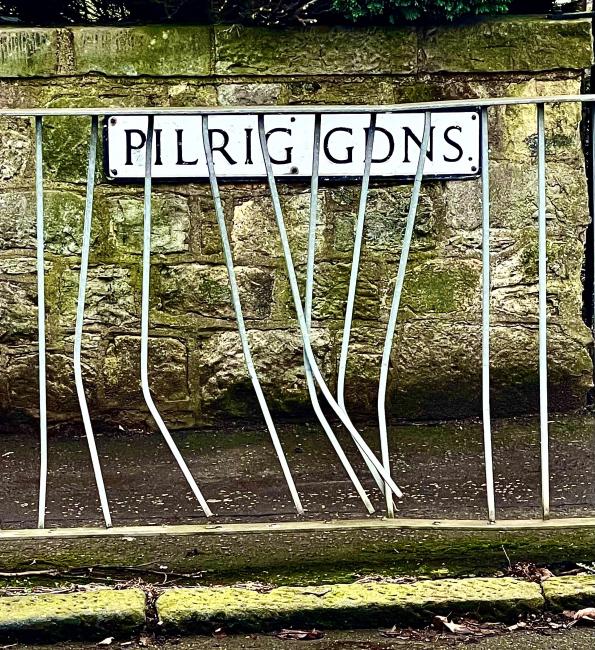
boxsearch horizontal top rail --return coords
[2,94,595,117]
[3,518,595,541]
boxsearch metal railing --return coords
[2,94,594,534]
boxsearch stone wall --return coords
[0,17,592,430]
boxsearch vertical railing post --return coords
[74,116,112,527]
[537,103,550,520]
[337,114,376,410]
[376,112,431,517]
[140,115,213,518]
[329,113,389,498]
[481,108,496,524]
[257,114,403,502]
[35,117,48,529]
[201,115,304,515]
[302,113,375,515]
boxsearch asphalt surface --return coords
[11,629,595,649]
[1,412,594,528]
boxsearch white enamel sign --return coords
[105,111,480,181]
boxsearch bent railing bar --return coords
[481,108,496,524]
[201,115,304,516]
[74,116,112,528]
[537,104,550,520]
[303,114,375,515]
[337,114,376,410]
[140,115,213,518]
[257,115,403,500]
[377,111,431,517]
[333,114,388,497]
[35,117,48,529]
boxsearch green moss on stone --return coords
[3,520,595,587]
[0,588,145,642]
[0,29,59,77]
[283,79,394,105]
[420,18,593,73]
[157,578,543,633]
[402,261,480,315]
[43,116,92,184]
[543,575,595,612]
[214,26,416,76]
[72,26,212,77]
[44,190,87,255]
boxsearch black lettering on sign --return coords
[403,126,434,163]
[154,129,163,166]
[208,129,237,165]
[176,129,199,165]
[245,128,253,165]
[125,129,146,166]
[265,128,293,165]
[324,127,353,164]
[371,126,395,164]
[443,125,464,163]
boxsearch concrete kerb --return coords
[1,576,595,642]
[0,588,146,643]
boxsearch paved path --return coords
[1,413,594,528]
[13,629,595,649]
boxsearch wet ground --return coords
[12,629,595,649]
[1,412,595,529]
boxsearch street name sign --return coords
[105,111,480,182]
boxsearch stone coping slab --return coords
[0,18,589,78]
[156,578,544,634]
[543,575,595,612]
[0,588,146,642]
[3,576,595,641]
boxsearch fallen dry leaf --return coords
[507,562,554,583]
[379,626,409,640]
[573,608,595,624]
[507,622,528,631]
[276,629,324,640]
[433,615,477,635]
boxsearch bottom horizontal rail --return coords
[2,518,595,583]
[4,517,595,541]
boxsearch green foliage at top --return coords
[332,0,512,22]
[0,0,560,25]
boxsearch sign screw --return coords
[111,169,118,176]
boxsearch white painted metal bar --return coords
[201,115,305,516]
[481,108,496,524]
[332,114,388,497]
[257,115,403,500]
[337,114,376,410]
[74,116,112,528]
[1,95,595,117]
[377,112,431,517]
[302,114,375,515]
[140,115,213,518]
[537,104,550,521]
[35,117,48,530]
